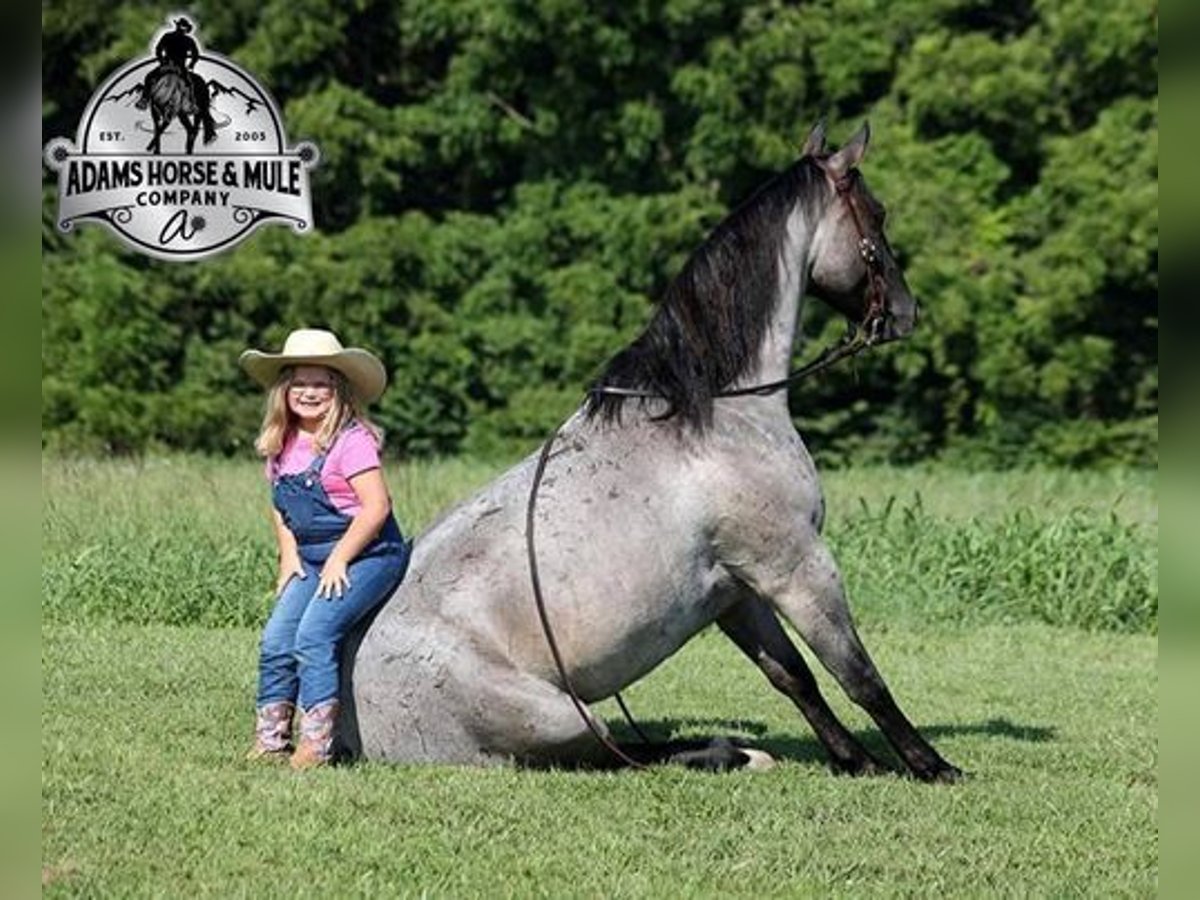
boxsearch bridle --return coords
[590,168,894,402]
[525,167,898,769]
[829,170,892,344]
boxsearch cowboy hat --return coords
[239,328,387,403]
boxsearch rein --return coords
[525,173,890,769]
[526,435,651,768]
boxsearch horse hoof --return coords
[829,755,892,777]
[920,763,967,784]
[738,748,777,771]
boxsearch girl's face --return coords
[286,365,337,431]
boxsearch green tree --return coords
[42,0,1157,466]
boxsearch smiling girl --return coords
[239,329,410,769]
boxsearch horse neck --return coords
[733,205,812,391]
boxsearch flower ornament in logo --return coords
[43,14,319,262]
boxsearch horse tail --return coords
[190,73,218,145]
[200,109,217,144]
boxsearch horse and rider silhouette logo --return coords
[43,14,319,261]
[136,17,217,154]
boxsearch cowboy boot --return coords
[290,701,338,770]
[246,700,294,760]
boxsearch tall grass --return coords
[41,456,1156,632]
[41,455,499,628]
[830,496,1156,633]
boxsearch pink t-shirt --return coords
[266,423,383,517]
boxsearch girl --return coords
[239,328,410,769]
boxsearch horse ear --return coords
[800,120,827,158]
[824,121,871,179]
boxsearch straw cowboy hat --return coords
[239,329,388,403]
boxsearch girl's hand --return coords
[276,554,306,595]
[317,557,351,600]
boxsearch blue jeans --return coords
[256,546,408,710]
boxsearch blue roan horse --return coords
[345,122,962,781]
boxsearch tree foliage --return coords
[42,0,1157,465]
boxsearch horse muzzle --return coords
[865,301,917,346]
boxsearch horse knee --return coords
[841,665,890,710]
[760,655,817,699]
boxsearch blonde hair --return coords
[254,366,384,459]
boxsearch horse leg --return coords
[180,113,197,154]
[472,665,622,768]
[473,665,767,772]
[717,594,893,776]
[621,737,775,772]
[147,108,162,154]
[190,73,218,144]
[764,539,963,782]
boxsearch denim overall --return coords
[256,441,410,711]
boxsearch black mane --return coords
[585,158,829,429]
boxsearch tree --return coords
[42,0,1157,466]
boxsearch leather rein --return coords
[524,173,891,769]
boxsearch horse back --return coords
[368,412,745,692]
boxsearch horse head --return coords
[802,121,918,345]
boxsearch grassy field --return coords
[43,457,1156,632]
[42,458,1157,896]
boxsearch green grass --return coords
[41,458,1158,894]
[42,457,1157,632]
[41,455,501,628]
[43,620,1156,896]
